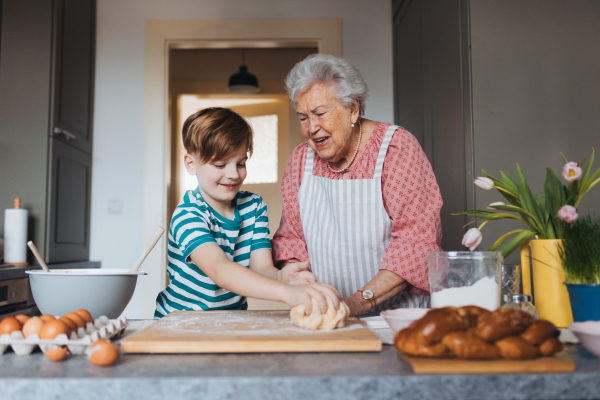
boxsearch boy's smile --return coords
[184,146,248,219]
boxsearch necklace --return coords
[327,120,362,174]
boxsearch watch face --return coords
[362,289,374,300]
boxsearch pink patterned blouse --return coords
[271,122,443,294]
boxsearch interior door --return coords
[47,138,91,263]
[52,0,96,154]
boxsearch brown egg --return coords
[15,314,30,324]
[0,316,23,335]
[88,339,120,366]
[75,309,93,324]
[64,313,85,329]
[58,316,77,332]
[40,314,56,322]
[22,317,46,338]
[38,319,69,339]
[45,346,68,362]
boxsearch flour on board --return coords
[153,311,363,335]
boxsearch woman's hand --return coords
[277,261,317,285]
[284,282,341,315]
[344,271,412,317]
[343,292,372,317]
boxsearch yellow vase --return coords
[520,239,573,327]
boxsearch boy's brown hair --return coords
[182,107,253,163]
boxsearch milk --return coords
[431,276,500,311]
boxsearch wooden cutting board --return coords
[120,310,382,353]
[399,352,575,374]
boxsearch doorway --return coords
[139,19,342,319]
[168,46,317,311]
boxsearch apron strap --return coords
[373,125,399,180]
[304,146,315,175]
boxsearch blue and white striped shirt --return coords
[155,188,271,318]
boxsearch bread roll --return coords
[520,320,560,345]
[472,307,534,342]
[394,306,563,360]
[495,336,541,359]
[394,328,451,358]
[539,337,564,356]
[409,307,471,345]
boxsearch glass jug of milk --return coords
[427,251,503,311]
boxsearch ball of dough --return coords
[290,296,350,330]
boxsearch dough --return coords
[290,297,350,330]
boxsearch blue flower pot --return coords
[565,283,600,322]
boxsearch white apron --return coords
[298,125,429,313]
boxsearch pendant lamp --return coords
[227,49,260,94]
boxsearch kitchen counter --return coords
[0,320,599,400]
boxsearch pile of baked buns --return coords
[394,306,563,359]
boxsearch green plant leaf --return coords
[482,170,519,197]
[453,210,498,216]
[558,214,600,284]
[560,152,568,163]
[544,167,564,214]
[497,190,521,208]
[516,164,545,234]
[500,171,520,194]
[577,149,600,204]
[581,148,595,186]
[488,229,523,251]
[496,229,537,258]
[486,204,536,220]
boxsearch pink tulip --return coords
[474,177,494,190]
[558,205,578,223]
[562,162,582,183]
[462,228,483,251]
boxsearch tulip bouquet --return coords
[457,149,600,257]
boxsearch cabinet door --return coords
[47,138,91,263]
[52,0,96,154]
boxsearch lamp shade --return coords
[227,65,260,94]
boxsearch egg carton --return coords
[0,315,128,356]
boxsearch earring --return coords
[351,123,355,127]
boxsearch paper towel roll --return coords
[4,208,28,264]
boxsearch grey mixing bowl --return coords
[26,269,147,319]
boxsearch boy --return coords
[155,108,340,318]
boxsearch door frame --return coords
[140,19,342,318]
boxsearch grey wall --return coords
[470,0,600,262]
[393,0,473,253]
[0,0,53,260]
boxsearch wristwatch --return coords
[358,288,376,309]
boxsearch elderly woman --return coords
[271,54,443,317]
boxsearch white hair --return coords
[285,54,369,116]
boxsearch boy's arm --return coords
[250,249,316,285]
[190,243,337,313]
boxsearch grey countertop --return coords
[0,320,599,400]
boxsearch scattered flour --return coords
[153,310,363,336]
[431,276,500,311]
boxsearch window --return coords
[245,114,278,184]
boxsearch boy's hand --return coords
[289,270,317,285]
[285,282,341,315]
[278,261,317,285]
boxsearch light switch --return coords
[108,200,123,214]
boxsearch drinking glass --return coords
[501,263,521,306]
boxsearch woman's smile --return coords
[313,136,330,147]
